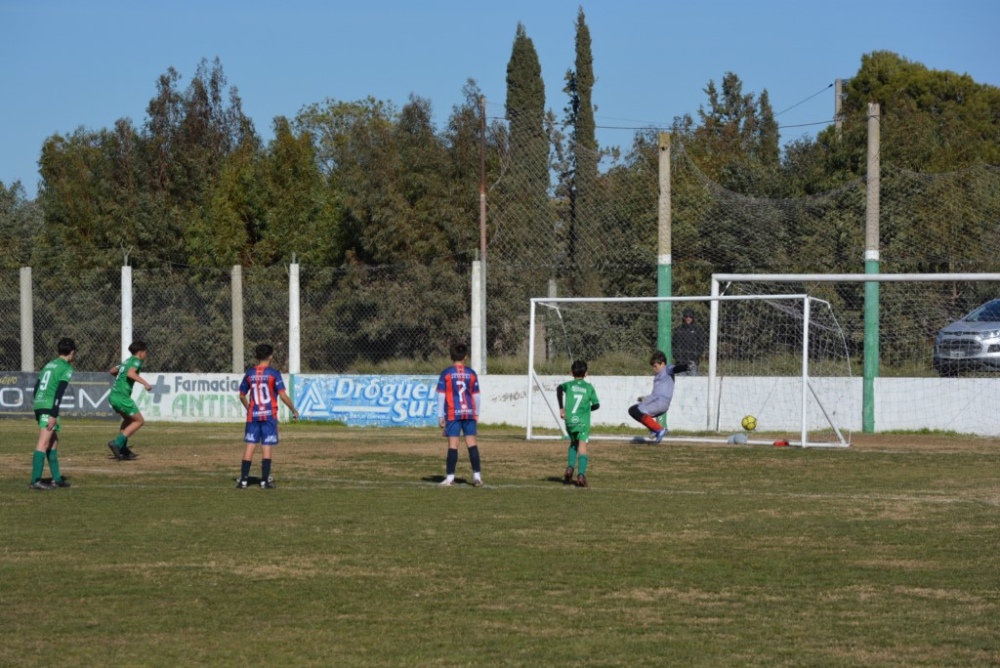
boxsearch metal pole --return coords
[708,278,720,431]
[121,265,132,361]
[801,297,811,446]
[288,261,301,374]
[526,298,537,440]
[471,261,483,372]
[863,103,881,433]
[231,265,244,373]
[479,95,488,374]
[20,267,33,370]
[657,132,673,355]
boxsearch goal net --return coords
[526,295,854,447]
[715,273,1000,437]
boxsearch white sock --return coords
[473,472,482,481]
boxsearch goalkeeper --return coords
[628,350,687,444]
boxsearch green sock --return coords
[47,449,62,481]
[567,445,578,468]
[31,450,45,482]
[115,434,127,447]
[578,455,589,476]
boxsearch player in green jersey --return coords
[556,360,600,488]
[107,340,153,461]
[29,337,77,490]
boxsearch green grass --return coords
[2,422,998,666]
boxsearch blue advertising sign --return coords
[294,375,438,427]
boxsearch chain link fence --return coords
[6,263,474,374]
[5,139,999,376]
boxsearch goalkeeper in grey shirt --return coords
[628,350,688,444]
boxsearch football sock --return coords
[446,448,459,475]
[47,449,62,481]
[640,414,661,432]
[114,433,127,448]
[578,454,589,476]
[567,444,578,468]
[240,460,252,481]
[261,458,272,481]
[468,445,481,473]
[31,450,45,482]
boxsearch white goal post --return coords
[526,294,853,448]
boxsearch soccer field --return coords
[2,421,998,666]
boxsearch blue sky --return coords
[2,0,997,198]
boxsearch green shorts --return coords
[566,426,590,443]
[109,395,140,417]
[35,410,60,432]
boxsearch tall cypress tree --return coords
[501,23,550,297]
[564,7,599,295]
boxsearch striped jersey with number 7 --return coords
[436,362,480,420]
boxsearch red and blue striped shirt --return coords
[436,363,481,420]
[240,365,287,422]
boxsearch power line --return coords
[495,94,838,134]
[595,124,667,131]
[490,80,839,131]
[775,83,833,117]
[778,119,835,130]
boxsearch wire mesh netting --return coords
[4,143,1000,377]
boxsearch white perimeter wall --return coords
[135,373,1000,436]
[486,375,1000,437]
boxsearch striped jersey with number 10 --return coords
[240,365,287,421]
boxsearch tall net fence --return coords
[4,263,475,374]
[0,271,19,370]
[485,134,1000,376]
[721,278,1000,377]
[4,138,1000,377]
[21,267,120,372]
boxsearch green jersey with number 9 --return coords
[33,358,74,412]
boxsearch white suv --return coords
[933,299,1000,376]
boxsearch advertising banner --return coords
[0,371,117,419]
[132,373,258,422]
[294,374,438,427]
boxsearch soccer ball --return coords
[741,415,758,431]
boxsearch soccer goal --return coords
[713,272,1000,436]
[526,294,854,447]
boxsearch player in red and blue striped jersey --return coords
[436,342,483,487]
[236,344,298,489]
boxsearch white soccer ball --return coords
[741,415,758,431]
